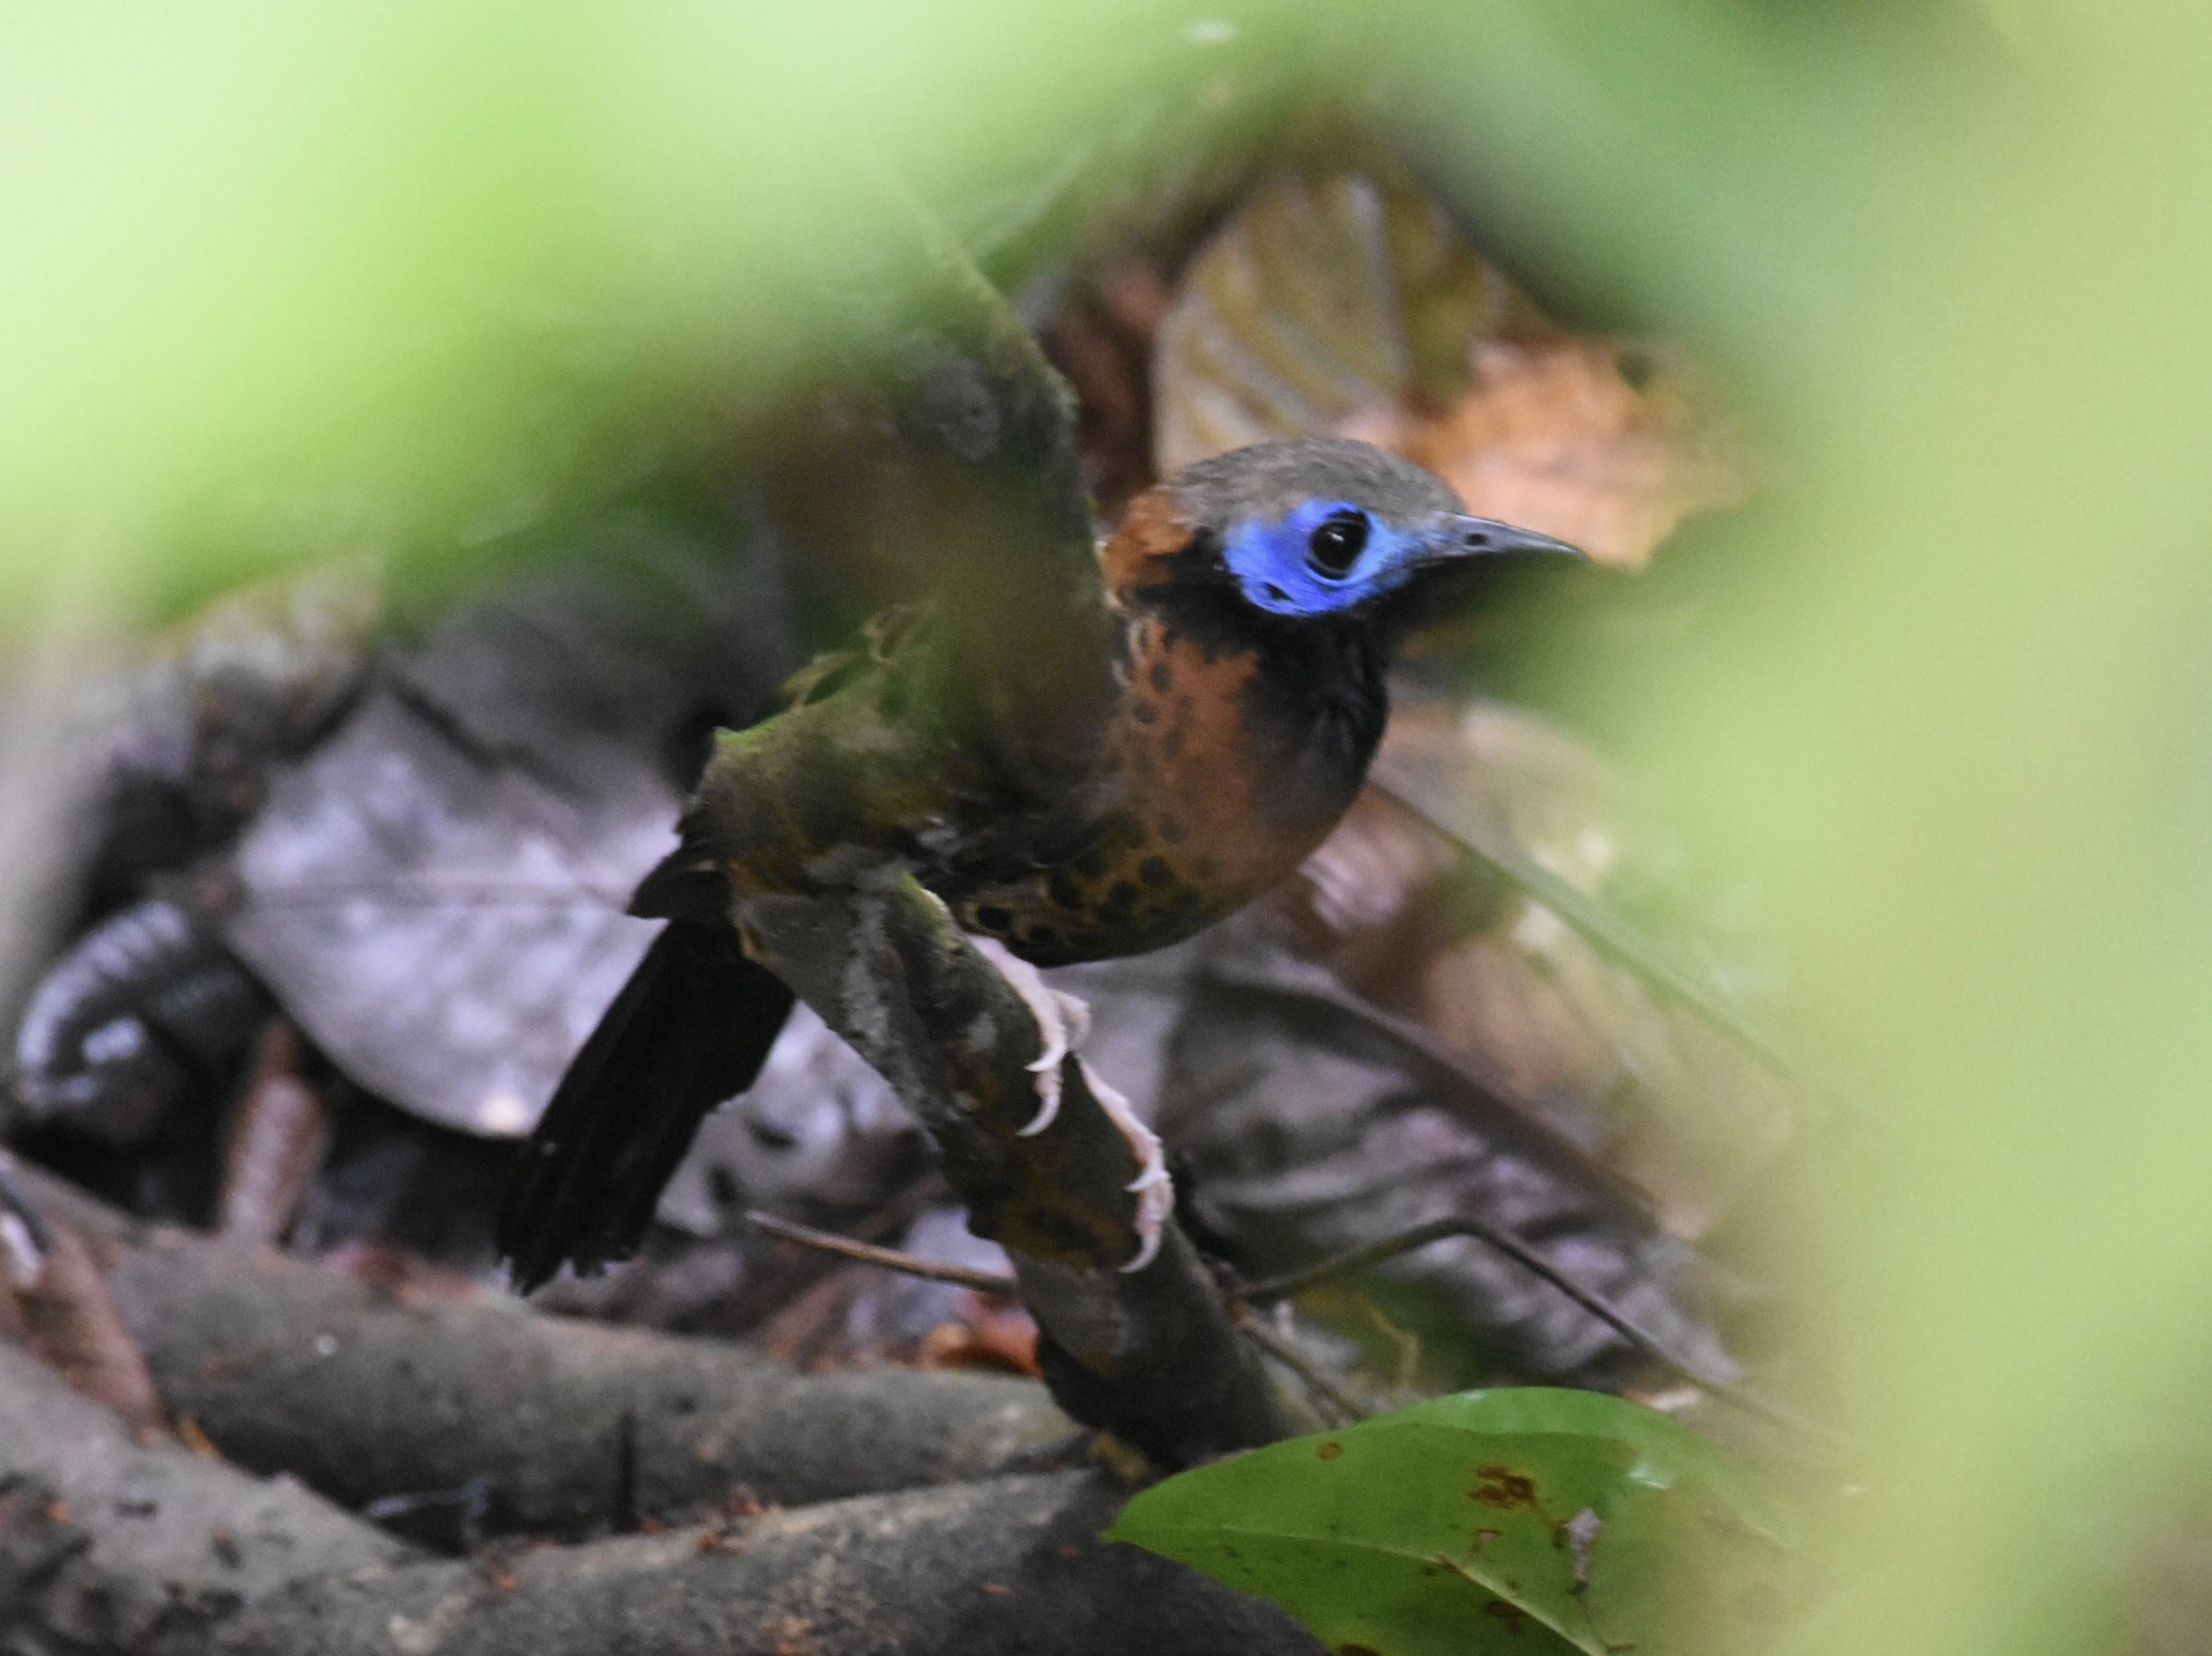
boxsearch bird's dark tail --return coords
[497,923,795,1292]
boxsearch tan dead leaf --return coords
[218,1022,331,1246]
[915,1295,1041,1377]
[1376,338,1745,569]
[4,1216,165,1432]
[1152,157,1537,474]
[1153,147,1742,566]
[175,1414,224,1460]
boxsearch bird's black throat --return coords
[1141,576,1391,832]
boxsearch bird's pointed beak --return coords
[1375,511,1587,640]
[1417,512,1586,568]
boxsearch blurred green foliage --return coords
[6,3,2212,1652]
[0,1,1289,618]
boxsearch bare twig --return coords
[743,1208,1019,1295]
[1366,761,1805,1086]
[1239,1214,1817,1436]
[1231,1302,1371,1426]
[1197,963,1656,1216]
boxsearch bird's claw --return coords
[970,937,1087,1137]
[970,936,1171,1272]
[1084,1060,1171,1273]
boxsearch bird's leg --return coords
[967,936,1088,1137]
[1072,1059,1172,1274]
[969,936,1171,1272]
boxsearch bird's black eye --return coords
[1306,509,1369,577]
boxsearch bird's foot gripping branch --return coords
[738,877,1291,1467]
[965,932,1173,1263]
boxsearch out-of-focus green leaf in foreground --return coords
[1109,1388,1801,1656]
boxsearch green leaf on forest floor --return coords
[1108,1387,1801,1656]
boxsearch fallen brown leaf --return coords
[218,1022,330,1246]
[916,1294,1041,1377]
[4,1217,165,1432]
[1151,148,1742,568]
[1151,155,1537,474]
[175,1414,223,1460]
[1371,338,1744,569]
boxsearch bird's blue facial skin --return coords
[1223,497,1428,617]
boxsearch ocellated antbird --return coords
[497,436,1581,1290]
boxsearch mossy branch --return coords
[739,878,1294,1465]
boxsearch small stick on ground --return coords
[1231,1302,1371,1426]
[1238,1213,1818,1435]
[743,1208,1019,1295]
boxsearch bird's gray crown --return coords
[1168,437,1464,529]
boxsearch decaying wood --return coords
[741,882,1295,1466]
[0,1338,1317,1656]
[210,1470,1322,1656]
[1,1208,165,1434]
[107,1229,1074,1541]
[0,1339,412,1653]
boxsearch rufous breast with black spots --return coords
[943,494,1373,962]
[938,443,1581,965]
[499,435,1584,1290]
[647,437,1582,967]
